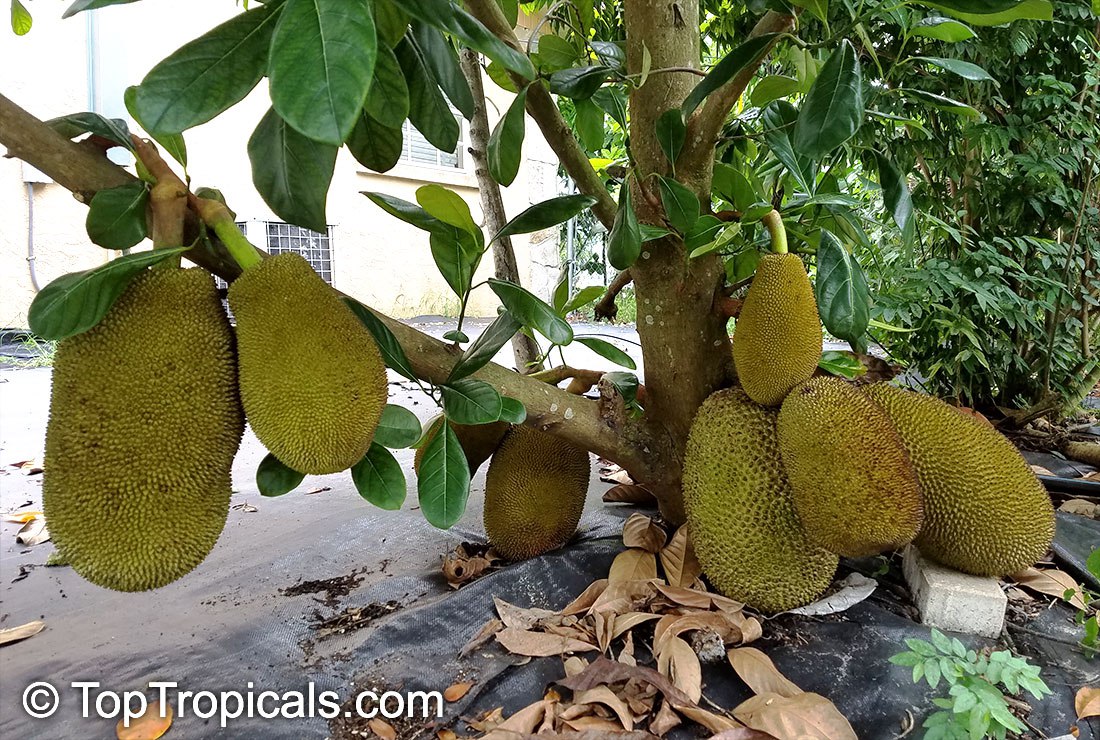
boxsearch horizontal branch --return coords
[593,269,634,321]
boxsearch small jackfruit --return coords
[732,254,821,406]
[414,415,508,475]
[684,389,837,612]
[778,378,923,557]
[483,425,591,561]
[229,253,388,474]
[44,268,243,591]
[864,384,1055,576]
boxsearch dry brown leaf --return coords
[558,656,694,708]
[496,627,598,657]
[1030,465,1055,476]
[466,706,505,733]
[116,700,172,740]
[657,635,702,703]
[1059,498,1100,518]
[592,609,615,653]
[710,729,781,740]
[561,579,609,616]
[1084,471,1100,482]
[1009,567,1088,610]
[366,718,396,740]
[654,582,714,610]
[16,517,49,546]
[573,685,635,730]
[11,459,43,475]
[676,704,740,733]
[660,525,701,588]
[562,715,629,732]
[436,730,458,740]
[444,681,474,702]
[600,466,635,485]
[609,548,659,583]
[564,656,588,677]
[650,699,682,736]
[442,552,493,589]
[603,484,657,504]
[1077,686,1100,720]
[733,692,856,739]
[654,612,744,655]
[786,573,877,616]
[623,514,668,553]
[611,612,662,639]
[461,618,503,657]
[588,579,656,616]
[0,620,46,647]
[483,699,550,739]
[728,648,803,698]
[494,597,557,630]
[2,510,42,524]
[619,631,637,666]
[740,617,763,644]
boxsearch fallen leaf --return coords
[116,700,172,740]
[1030,465,1055,476]
[10,459,43,475]
[495,627,598,657]
[654,582,715,609]
[564,656,588,676]
[588,580,656,616]
[560,579,609,616]
[561,715,627,732]
[727,648,802,698]
[611,611,662,639]
[711,729,781,739]
[734,692,856,740]
[2,510,42,524]
[0,620,45,647]
[676,704,740,733]
[1077,686,1100,720]
[444,681,474,702]
[786,573,877,616]
[436,730,458,740]
[466,706,505,733]
[619,631,636,666]
[604,484,657,504]
[367,717,396,740]
[461,618,503,657]
[1059,498,1100,518]
[657,635,702,702]
[600,466,634,485]
[573,685,634,730]
[482,699,549,739]
[1084,471,1100,482]
[609,548,658,582]
[494,597,557,630]
[16,518,50,546]
[650,698,682,735]
[1009,567,1088,610]
[305,486,330,495]
[558,656,694,707]
[660,525,701,588]
[623,513,667,552]
[654,612,745,654]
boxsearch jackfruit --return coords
[732,254,821,406]
[414,415,508,475]
[228,253,388,474]
[777,378,923,557]
[43,268,243,591]
[483,425,591,560]
[684,388,837,612]
[863,384,1055,576]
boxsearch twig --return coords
[594,270,634,321]
[132,136,187,250]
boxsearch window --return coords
[400,117,465,170]
[263,222,334,283]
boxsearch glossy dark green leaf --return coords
[443,329,468,343]
[351,443,407,509]
[658,176,700,235]
[591,41,625,70]
[488,279,573,345]
[257,452,305,496]
[875,151,912,233]
[442,378,504,424]
[411,21,474,119]
[123,87,186,167]
[818,350,866,379]
[899,89,981,118]
[640,224,672,241]
[269,0,376,145]
[395,36,460,153]
[684,215,724,251]
[62,0,140,18]
[913,56,994,82]
[726,248,760,284]
[364,44,410,128]
[793,40,864,159]
[682,34,777,117]
[655,109,686,165]
[347,111,404,173]
[488,87,527,187]
[11,0,31,36]
[497,0,518,26]
[574,98,605,151]
[562,285,606,315]
[607,183,642,269]
[397,0,534,78]
[417,419,471,528]
[815,229,871,343]
[536,33,579,70]
[373,404,423,448]
[374,0,410,46]
[552,274,570,314]
[448,310,522,381]
[430,227,482,297]
[133,4,279,134]
[363,191,440,231]
[549,66,610,100]
[911,17,976,42]
[248,107,337,233]
[47,112,132,151]
[763,100,815,193]
[922,0,1051,25]
[603,371,639,404]
[417,184,480,237]
[916,0,1023,12]
[750,74,801,107]
[27,247,187,341]
[592,86,629,129]
[343,297,418,380]
[495,195,597,240]
[486,60,520,92]
[712,163,757,212]
[499,396,527,424]
[85,182,149,250]
[576,337,635,369]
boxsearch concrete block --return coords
[902,545,1007,638]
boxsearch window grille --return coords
[263,222,334,284]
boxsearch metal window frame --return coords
[400,115,467,171]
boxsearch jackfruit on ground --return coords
[732,253,822,406]
[684,388,837,612]
[777,377,923,557]
[483,425,591,561]
[414,415,509,475]
[43,268,243,591]
[228,252,388,474]
[864,384,1055,576]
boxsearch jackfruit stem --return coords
[194,197,262,271]
[762,210,788,255]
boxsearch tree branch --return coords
[463,0,617,229]
[593,269,634,321]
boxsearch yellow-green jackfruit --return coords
[732,254,821,406]
[484,425,591,561]
[43,268,243,591]
[228,253,388,474]
[777,378,923,557]
[414,415,508,475]
[864,384,1055,576]
[684,389,838,612]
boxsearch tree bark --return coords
[458,48,545,374]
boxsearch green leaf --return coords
[682,34,778,117]
[562,285,606,315]
[62,0,140,18]
[346,111,404,173]
[488,279,573,345]
[607,185,642,270]
[410,21,475,119]
[486,60,520,92]
[398,0,534,78]
[363,191,440,232]
[417,419,471,528]
[257,452,305,496]
[47,112,132,151]
[549,66,610,100]
[591,41,625,70]
[494,194,597,240]
[875,151,912,233]
[537,34,579,70]
[123,87,187,167]
[685,215,724,251]
[442,378,504,424]
[268,0,376,145]
[488,87,528,187]
[592,86,629,129]
[343,297,418,380]
[27,247,188,341]
[815,229,871,343]
[395,35,460,153]
[373,404,423,448]
[603,371,639,404]
[899,89,981,118]
[133,3,279,134]
[751,74,801,108]
[417,184,480,238]
[655,109,686,165]
[448,311,522,381]
[1087,548,1100,580]
[574,98,605,151]
[641,224,672,241]
[910,16,976,42]
[916,0,1021,12]
[248,107,337,233]
[726,248,760,284]
[819,350,865,378]
[499,396,527,424]
[658,177,700,235]
[364,44,410,129]
[921,0,1052,25]
[351,443,407,509]
[430,228,481,297]
[374,0,410,47]
[576,337,636,369]
[763,101,815,193]
[497,0,518,28]
[912,56,995,82]
[11,0,31,36]
[712,163,757,211]
[443,329,468,342]
[85,182,149,250]
[793,40,864,159]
